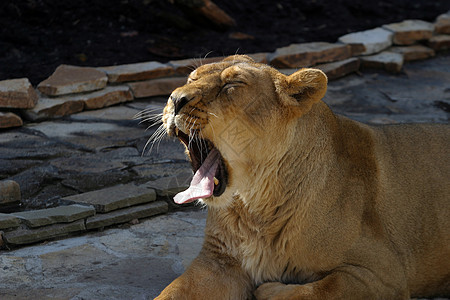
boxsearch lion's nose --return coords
[171,95,189,115]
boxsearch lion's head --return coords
[162,55,327,207]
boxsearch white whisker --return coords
[142,124,166,156]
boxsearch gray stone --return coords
[0,78,38,109]
[143,172,192,197]
[427,34,450,51]
[0,180,21,205]
[3,219,85,245]
[360,51,404,73]
[37,65,108,96]
[0,112,23,129]
[70,105,141,122]
[63,183,157,213]
[82,85,134,109]
[0,213,20,230]
[316,58,360,80]
[50,156,125,173]
[85,201,168,229]
[338,27,393,55]
[269,42,352,68]
[128,77,187,98]
[435,11,450,34]
[23,86,133,121]
[28,120,122,139]
[389,45,435,61]
[98,61,174,83]
[383,20,434,45]
[12,205,95,228]
[23,95,85,121]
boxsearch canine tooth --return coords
[175,127,179,135]
[214,177,219,185]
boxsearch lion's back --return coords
[373,123,449,296]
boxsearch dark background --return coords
[1,0,449,85]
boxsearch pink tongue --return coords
[174,148,220,204]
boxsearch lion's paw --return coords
[254,282,298,300]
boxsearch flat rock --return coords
[389,45,435,61]
[427,34,450,51]
[12,205,95,228]
[0,213,20,230]
[316,58,360,80]
[82,86,134,109]
[0,78,38,109]
[435,11,450,34]
[269,42,352,68]
[143,172,192,197]
[63,183,157,213]
[23,95,85,121]
[0,112,23,129]
[70,105,141,122]
[98,61,174,83]
[383,20,434,45]
[85,201,168,229]
[37,65,108,96]
[360,51,404,73]
[128,77,187,98]
[24,86,133,121]
[338,27,393,55]
[50,156,125,173]
[169,57,223,75]
[2,219,85,245]
[0,180,21,205]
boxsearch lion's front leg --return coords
[156,254,252,300]
[254,267,409,300]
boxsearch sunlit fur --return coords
[156,55,450,300]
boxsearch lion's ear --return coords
[281,68,328,114]
[222,55,255,64]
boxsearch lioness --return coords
[156,55,449,299]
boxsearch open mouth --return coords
[173,128,228,204]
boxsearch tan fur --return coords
[156,55,450,300]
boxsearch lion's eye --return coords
[221,81,246,93]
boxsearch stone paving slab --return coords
[389,45,435,61]
[37,65,108,96]
[23,95,85,121]
[98,61,174,83]
[428,34,450,51]
[63,183,157,213]
[128,76,187,98]
[435,11,450,34]
[269,42,352,68]
[143,172,192,197]
[3,219,85,245]
[0,112,23,129]
[383,19,435,45]
[0,180,21,205]
[316,58,361,80]
[0,213,20,230]
[12,205,95,228]
[0,78,38,109]
[85,200,168,229]
[83,85,134,109]
[338,27,393,55]
[360,51,404,73]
